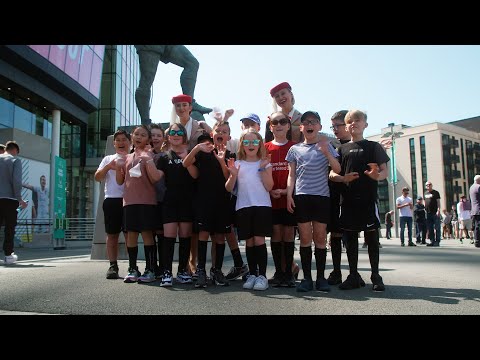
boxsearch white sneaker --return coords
[4,253,18,265]
[253,275,269,291]
[243,275,257,289]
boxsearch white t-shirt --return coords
[396,195,413,217]
[234,160,272,211]
[98,154,124,198]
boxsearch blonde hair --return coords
[345,109,368,123]
[237,128,266,161]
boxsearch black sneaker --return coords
[225,264,249,281]
[106,265,119,279]
[296,279,313,292]
[211,269,230,286]
[339,273,366,290]
[327,270,342,285]
[270,271,284,287]
[195,269,207,288]
[282,273,296,287]
[315,277,331,292]
[408,242,417,247]
[371,273,385,292]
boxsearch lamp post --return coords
[381,123,403,238]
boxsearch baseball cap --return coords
[301,111,321,122]
[474,174,480,182]
[417,196,423,200]
[270,82,291,97]
[240,113,261,126]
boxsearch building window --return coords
[420,136,427,186]
[409,138,417,198]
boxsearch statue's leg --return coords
[135,51,161,124]
[169,46,211,115]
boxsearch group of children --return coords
[96,83,390,293]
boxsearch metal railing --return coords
[14,218,95,242]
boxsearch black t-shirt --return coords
[337,139,390,204]
[328,138,349,204]
[157,150,196,203]
[424,189,440,214]
[194,149,235,204]
[385,212,392,224]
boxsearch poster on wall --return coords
[17,157,51,242]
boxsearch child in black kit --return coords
[329,110,389,291]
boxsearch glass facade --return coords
[409,138,417,198]
[420,136,427,187]
[0,45,139,219]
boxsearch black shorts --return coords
[272,208,297,226]
[103,198,124,234]
[195,204,232,234]
[153,202,164,231]
[236,206,272,240]
[162,200,193,224]
[327,199,342,234]
[123,204,157,233]
[294,195,330,224]
[339,200,380,232]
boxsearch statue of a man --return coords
[134,45,212,125]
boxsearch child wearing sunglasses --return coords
[156,123,199,287]
[264,111,298,287]
[226,128,274,291]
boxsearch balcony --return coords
[452,170,461,178]
[451,155,460,163]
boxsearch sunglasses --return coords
[301,119,320,125]
[270,118,289,126]
[168,129,185,136]
[242,139,261,146]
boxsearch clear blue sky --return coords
[149,45,480,140]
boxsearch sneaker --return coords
[106,265,119,279]
[160,271,173,287]
[211,269,230,286]
[176,271,193,284]
[138,269,156,283]
[408,242,417,247]
[195,269,207,288]
[296,279,314,292]
[124,267,141,283]
[243,275,257,290]
[282,273,296,287]
[471,239,475,244]
[338,273,366,290]
[401,243,405,247]
[4,253,18,265]
[270,271,284,287]
[192,269,199,280]
[416,240,422,244]
[327,271,342,285]
[371,273,385,292]
[253,275,269,291]
[225,264,249,281]
[315,277,331,292]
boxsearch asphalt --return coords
[1,236,479,315]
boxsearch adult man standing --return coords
[469,175,480,248]
[424,181,441,246]
[134,45,212,125]
[0,141,27,264]
[396,187,415,246]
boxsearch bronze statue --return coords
[134,45,212,125]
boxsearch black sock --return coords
[178,237,191,273]
[143,245,156,271]
[284,242,295,276]
[314,247,327,280]
[197,240,208,270]
[127,246,138,270]
[163,237,176,273]
[270,241,283,274]
[300,246,313,280]
[215,243,226,270]
[156,233,164,273]
[151,239,158,270]
[330,235,342,273]
[231,248,244,267]
[365,230,380,274]
[109,260,118,267]
[245,246,256,276]
[344,231,359,274]
[256,244,268,277]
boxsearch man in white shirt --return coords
[396,187,414,246]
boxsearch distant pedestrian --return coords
[424,181,441,246]
[396,187,414,246]
[0,141,28,264]
[385,210,394,239]
[413,196,427,244]
[469,175,480,248]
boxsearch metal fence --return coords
[14,218,95,242]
